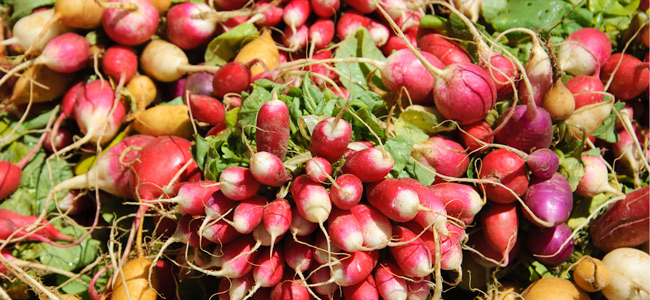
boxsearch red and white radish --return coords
[166,2,217,49]
[256,99,291,160]
[329,174,363,210]
[341,147,394,182]
[428,182,483,224]
[101,0,159,46]
[249,151,291,187]
[411,136,470,179]
[558,28,612,76]
[310,116,352,163]
[219,166,261,201]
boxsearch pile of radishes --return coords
[0,0,648,299]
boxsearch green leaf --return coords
[36,227,101,272]
[403,157,436,186]
[568,193,613,229]
[225,107,240,129]
[557,155,586,191]
[238,81,275,132]
[420,15,448,32]
[204,23,259,66]
[334,28,386,96]
[592,101,624,143]
[9,0,56,26]
[384,136,413,173]
[159,96,185,106]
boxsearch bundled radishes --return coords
[0,0,648,299]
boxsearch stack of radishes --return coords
[0,0,648,299]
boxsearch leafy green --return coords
[384,135,413,174]
[557,153,586,191]
[334,28,386,96]
[592,101,625,143]
[402,157,436,186]
[568,193,615,229]
[393,108,456,143]
[204,23,259,66]
[8,0,56,26]
[34,226,100,272]
[194,131,249,181]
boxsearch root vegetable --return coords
[573,256,610,292]
[601,248,650,300]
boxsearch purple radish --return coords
[341,147,394,183]
[166,2,217,49]
[527,223,574,265]
[494,104,554,153]
[558,28,612,76]
[575,155,620,197]
[256,99,290,160]
[310,116,352,163]
[101,0,159,46]
[249,151,291,187]
[219,166,261,201]
[184,68,215,96]
[524,172,573,228]
[0,32,89,87]
[329,174,364,210]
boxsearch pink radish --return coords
[0,32,89,87]
[150,215,212,274]
[494,104,554,153]
[246,247,285,299]
[459,121,494,153]
[309,18,335,50]
[375,260,408,300]
[101,45,138,83]
[365,178,422,222]
[523,172,573,228]
[428,182,483,224]
[283,24,309,51]
[262,198,292,248]
[337,10,371,41]
[311,0,340,17]
[325,250,380,287]
[341,147,394,182]
[195,236,261,278]
[305,157,332,183]
[310,117,352,163]
[55,79,127,155]
[343,275,379,300]
[350,204,392,250]
[0,9,71,55]
[344,141,375,158]
[307,49,338,85]
[201,190,239,244]
[600,53,650,101]
[576,155,620,197]
[290,175,332,260]
[230,196,268,234]
[101,0,159,46]
[381,27,418,56]
[327,208,369,252]
[480,202,519,265]
[313,230,342,265]
[329,174,364,210]
[270,278,312,300]
[389,225,433,278]
[166,2,217,49]
[309,264,338,298]
[342,0,375,13]
[379,49,444,105]
[417,30,473,66]
[249,2,284,27]
[188,94,226,127]
[202,219,240,245]
[284,234,314,273]
[249,151,291,187]
[558,28,612,76]
[284,0,311,29]
[256,99,290,160]
[565,75,605,109]
[163,181,220,216]
[0,209,73,244]
[290,206,318,237]
[217,273,256,300]
[50,81,82,145]
[219,166,261,201]
[478,148,529,204]
[411,135,470,180]
[400,178,448,234]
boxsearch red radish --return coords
[350,204,392,250]
[249,2,284,27]
[214,0,247,10]
[230,196,268,234]
[344,141,374,158]
[379,49,444,105]
[262,198,292,248]
[305,157,332,183]
[290,175,332,224]
[213,61,252,98]
[611,127,646,177]
[523,172,573,228]
[130,135,202,201]
[310,264,338,298]
[327,208,368,252]
[459,121,494,153]
[0,32,89,87]
[309,18,335,50]
[418,31,473,66]
[343,0,376,13]
[381,28,418,56]
[527,223,574,265]
[149,215,212,274]
[55,79,127,155]
[469,230,520,267]
[411,136,470,179]
[270,278,312,300]
[184,68,215,96]
[249,151,291,187]
[329,174,363,209]
[428,182,483,224]
[218,273,256,300]
[290,206,318,236]
[389,225,433,278]
[311,0,340,17]
[283,24,309,51]
[202,220,240,245]
[101,45,138,83]
[0,9,71,55]
[195,236,260,278]
[565,75,605,109]
[313,230,343,265]
[246,247,285,299]
[478,148,529,204]
[341,147,394,182]
[52,135,154,200]
[343,275,379,300]
[601,53,650,101]
[256,99,290,160]
[219,166,261,201]
[374,260,408,300]
[284,234,314,272]
[336,9,389,46]
[252,223,284,251]
[558,28,612,76]
[480,202,519,264]
[163,181,220,216]
[166,2,217,49]
[204,190,237,219]
[0,209,73,243]
[187,94,226,127]
[365,178,421,222]
[310,117,352,163]
[43,128,73,154]
[576,155,620,197]
[101,0,159,46]
[308,49,337,85]
[283,0,312,30]
[51,81,82,143]
[327,250,380,287]
[400,178,448,234]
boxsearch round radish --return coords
[166,2,217,49]
[101,0,159,46]
[558,28,612,76]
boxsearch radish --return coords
[493,104,553,154]
[270,278,312,300]
[312,229,342,265]
[43,128,74,154]
[311,0,340,17]
[284,234,314,272]
[341,147,394,182]
[191,236,260,278]
[349,204,392,250]
[517,34,553,106]
[310,116,352,163]
[305,157,332,183]
[0,209,73,244]
[0,32,89,87]
[480,202,519,265]
[50,81,82,146]
[0,9,71,55]
[400,178,448,234]
[389,225,433,277]
[166,2,217,49]
[256,99,291,160]
[329,174,363,209]
[101,0,159,46]
[290,206,318,236]
[374,260,408,300]
[309,265,338,298]
[523,172,573,228]
[140,39,219,82]
[245,247,285,300]
[565,75,605,110]
[248,2,284,27]
[219,166,261,201]
[184,68,215,96]
[365,178,426,223]
[262,198,292,249]
[187,94,226,127]
[478,148,529,204]
[417,30,473,66]
[201,190,239,243]
[527,223,574,265]
[160,181,220,216]
[381,28,418,56]
[412,136,470,180]
[229,196,268,234]
[428,182,483,224]
[343,0,376,13]
[249,151,291,187]
[283,24,309,51]
[459,121,494,153]
[575,155,620,197]
[324,250,380,287]
[290,174,332,224]
[218,273,256,300]
[101,45,138,84]
[309,18,335,50]
[307,49,337,85]
[213,61,253,98]
[214,0,248,10]
[558,28,612,76]
[600,53,650,101]
[469,229,520,268]
[337,10,389,46]
[343,275,379,300]
[327,207,369,252]
[379,49,444,105]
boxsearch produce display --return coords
[0,0,648,299]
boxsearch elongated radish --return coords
[309,18,335,50]
[10,64,74,105]
[343,0,376,13]
[400,178,448,234]
[428,183,483,224]
[262,198,291,249]
[140,39,219,82]
[389,225,433,278]
[290,175,332,266]
[418,30,473,66]
[283,24,309,51]
[270,278,312,300]
[101,0,159,46]
[191,235,260,278]
[284,0,311,30]
[366,178,421,222]
[163,181,220,216]
[341,147,394,182]
[256,99,290,160]
[234,28,279,77]
[558,28,612,76]
[326,250,380,287]
[187,94,226,127]
[327,208,368,252]
[411,136,469,179]
[348,204,392,250]
[312,0,340,17]
[312,230,342,265]
[290,206,318,237]
[245,247,285,300]
[284,234,313,273]
[0,9,71,55]
[375,260,408,300]
[0,209,73,244]
[249,151,291,187]
[229,196,268,234]
[310,117,352,163]
[343,275,379,300]
[329,174,363,210]
[219,166,260,201]
[523,172,573,228]
[480,202,519,264]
